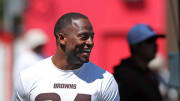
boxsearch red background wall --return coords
[23,0,167,73]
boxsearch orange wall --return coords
[24,0,167,73]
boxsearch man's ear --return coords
[57,32,66,45]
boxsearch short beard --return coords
[66,50,84,66]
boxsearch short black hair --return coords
[54,12,89,45]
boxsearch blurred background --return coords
[0,0,179,100]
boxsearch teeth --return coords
[83,50,90,53]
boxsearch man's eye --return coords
[81,36,89,40]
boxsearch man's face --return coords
[135,37,158,62]
[63,18,94,65]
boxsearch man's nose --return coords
[85,37,94,47]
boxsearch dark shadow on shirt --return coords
[74,62,106,83]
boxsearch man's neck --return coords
[52,50,82,70]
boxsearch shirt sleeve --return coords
[12,71,27,101]
[101,75,120,101]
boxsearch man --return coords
[12,12,120,101]
[114,24,165,101]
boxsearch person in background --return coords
[12,28,48,100]
[114,24,165,101]
[12,12,120,101]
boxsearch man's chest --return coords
[27,76,101,101]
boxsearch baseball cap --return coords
[127,24,165,45]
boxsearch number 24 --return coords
[35,93,91,101]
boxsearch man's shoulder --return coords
[86,62,106,72]
[17,57,52,93]
[114,58,134,70]
[113,58,141,78]
[86,62,102,70]
[85,62,114,78]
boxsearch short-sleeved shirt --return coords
[12,57,120,101]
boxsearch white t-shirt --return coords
[12,57,120,101]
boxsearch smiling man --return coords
[12,12,120,101]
